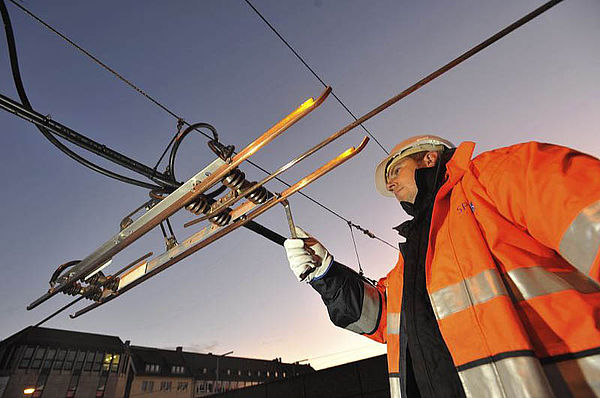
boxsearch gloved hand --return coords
[284,226,333,282]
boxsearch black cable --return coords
[0,0,162,190]
[153,118,184,174]
[243,0,390,155]
[6,0,182,123]
[4,0,216,168]
[168,122,219,182]
[3,0,400,251]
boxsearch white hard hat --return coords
[375,135,455,197]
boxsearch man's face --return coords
[385,157,420,203]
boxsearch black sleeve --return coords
[310,261,379,332]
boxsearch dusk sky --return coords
[1,0,598,369]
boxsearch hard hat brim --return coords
[374,136,455,197]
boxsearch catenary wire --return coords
[0,0,162,190]
[6,0,184,124]
[5,0,399,252]
[243,0,390,155]
[6,0,563,254]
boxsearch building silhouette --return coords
[0,327,312,398]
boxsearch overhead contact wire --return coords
[5,0,214,158]
[243,0,390,155]
[244,158,398,250]
[1,0,161,190]
[7,0,181,122]
[8,0,398,251]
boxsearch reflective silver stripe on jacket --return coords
[458,356,555,398]
[430,267,599,320]
[389,375,402,398]
[508,266,600,301]
[544,353,600,397]
[430,269,507,320]
[345,281,382,334]
[387,312,401,335]
[559,200,600,274]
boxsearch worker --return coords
[284,136,600,398]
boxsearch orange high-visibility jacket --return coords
[347,142,600,397]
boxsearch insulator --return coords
[104,277,120,292]
[83,286,102,302]
[222,169,246,191]
[186,194,211,215]
[245,184,270,204]
[87,272,106,286]
[209,210,232,226]
[63,283,81,296]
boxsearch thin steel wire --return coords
[348,221,364,275]
[7,0,399,252]
[243,0,390,155]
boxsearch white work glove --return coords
[284,226,333,282]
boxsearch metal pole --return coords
[215,350,233,393]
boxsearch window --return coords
[92,351,103,372]
[247,370,252,377]
[111,354,120,372]
[283,371,287,378]
[64,350,76,371]
[266,371,270,377]
[196,381,206,393]
[102,353,113,371]
[160,381,172,391]
[238,369,242,376]
[19,346,35,369]
[171,365,185,374]
[74,351,86,370]
[145,363,160,373]
[96,371,109,398]
[32,372,49,397]
[257,370,261,377]
[275,371,279,378]
[227,369,231,376]
[141,381,154,392]
[43,348,56,369]
[31,347,46,369]
[177,382,188,391]
[84,351,94,371]
[66,371,81,398]
[202,367,207,374]
[1,346,16,370]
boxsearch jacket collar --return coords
[444,141,475,187]
[393,147,456,237]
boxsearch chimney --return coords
[176,346,183,353]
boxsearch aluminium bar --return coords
[27,87,330,310]
[71,136,369,318]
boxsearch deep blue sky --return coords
[1,1,598,368]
